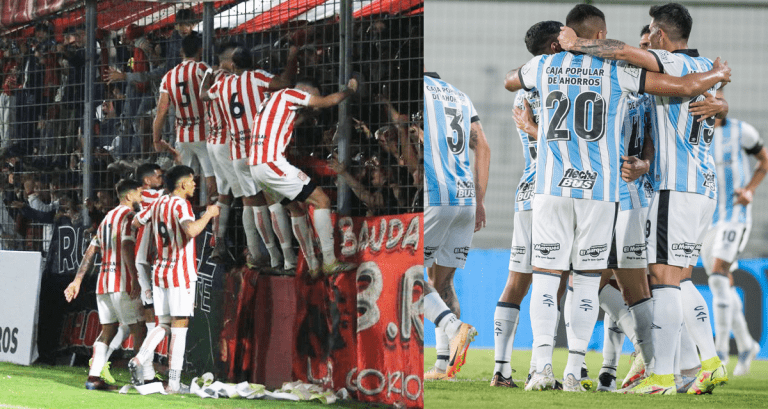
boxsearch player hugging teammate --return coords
[425,2,749,396]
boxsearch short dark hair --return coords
[136,163,161,185]
[116,179,142,199]
[566,4,605,28]
[649,3,692,41]
[182,34,202,58]
[175,9,198,24]
[524,21,564,56]
[217,40,240,57]
[296,76,321,90]
[165,165,194,191]
[231,46,252,70]
[641,25,651,36]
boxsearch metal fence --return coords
[0,0,424,262]
[426,1,768,258]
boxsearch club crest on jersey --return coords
[516,182,535,202]
[623,243,647,256]
[702,172,716,191]
[534,243,560,255]
[456,180,475,199]
[453,247,469,259]
[672,242,701,255]
[510,246,526,256]
[579,244,607,258]
[558,169,597,189]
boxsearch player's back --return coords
[161,60,210,143]
[646,49,719,198]
[210,70,274,160]
[618,92,656,210]
[250,88,311,166]
[519,51,643,202]
[514,89,540,211]
[423,74,477,206]
[205,69,231,145]
[149,195,197,288]
[711,118,758,225]
[95,204,134,295]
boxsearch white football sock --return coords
[530,272,561,372]
[708,274,732,356]
[291,216,319,270]
[216,201,230,238]
[242,205,264,261]
[105,325,129,362]
[254,206,282,268]
[628,297,654,371]
[146,321,156,332]
[435,327,449,372]
[89,341,108,377]
[312,208,337,265]
[599,285,638,345]
[601,316,624,375]
[681,279,718,361]
[424,292,462,339]
[493,302,520,378]
[730,287,753,353]
[269,203,297,269]
[137,324,169,368]
[679,321,701,371]
[168,327,187,392]
[651,286,683,376]
[564,272,600,379]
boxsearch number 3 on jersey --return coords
[443,107,465,155]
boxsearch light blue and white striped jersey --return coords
[514,89,540,212]
[519,53,644,202]
[647,49,721,198]
[618,93,656,211]
[424,74,478,206]
[711,118,762,226]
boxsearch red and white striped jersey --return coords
[140,188,164,209]
[205,69,230,145]
[138,195,197,289]
[207,69,275,160]
[160,59,211,143]
[90,205,136,295]
[249,88,312,165]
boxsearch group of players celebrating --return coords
[62,32,358,393]
[424,2,764,396]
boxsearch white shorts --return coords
[250,160,314,203]
[153,285,196,317]
[531,195,617,271]
[509,210,532,273]
[96,292,143,325]
[646,190,715,268]
[178,141,214,178]
[424,205,475,269]
[234,158,262,197]
[609,206,648,269]
[207,142,243,198]
[700,222,750,275]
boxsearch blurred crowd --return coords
[0,7,423,256]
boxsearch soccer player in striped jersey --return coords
[506,3,730,392]
[64,179,146,391]
[423,72,490,380]
[202,43,298,272]
[249,77,358,276]
[558,2,734,394]
[700,105,767,376]
[153,34,217,203]
[491,20,570,389]
[128,165,219,393]
[203,56,242,263]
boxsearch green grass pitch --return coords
[424,347,768,409]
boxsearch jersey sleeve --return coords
[614,61,644,94]
[284,89,312,107]
[207,78,221,100]
[518,55,543,92]
[159,71,170,95]
[176,200,195,224]
[136,201,153,225]
[469,100,480,123]
[121,213,136,242]
[741,122,764,154]
[252,70,275,88]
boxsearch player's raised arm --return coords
[504,65,525,92]
[180,204,219,238]
[64,242,98,302]
[644,57,730,98]
[469,120,490,232]
[268,45,299,91]
[558,26,662,72]
[307,78,357,108]
[152,92,171,152]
